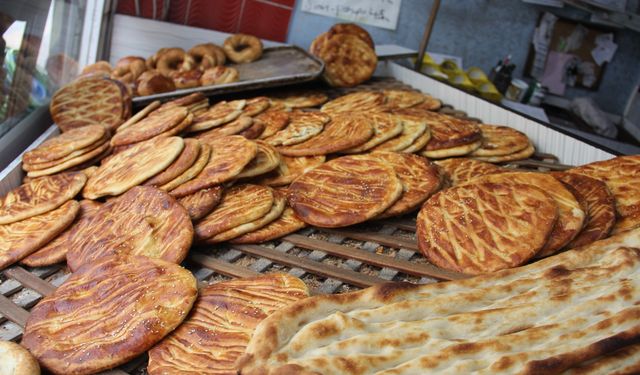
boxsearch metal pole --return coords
[414,0,441,72]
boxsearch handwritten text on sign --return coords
[301,0,402,30]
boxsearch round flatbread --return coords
[382,89,426,109]
[177,187,223,221]
[231,206,306,244]
[22,133,108,171]
[401,123,432,153]
[270,91,328,109]
[238,118,266,139]
[312,33,377,88]
[342,113,404,153]
[288,155,403,227]
[264,111,330,147]
[187,100,246,132]
[237,141,281,179]
[66,186,193,272]
[256,110,290,139]
[25,141,111,178]
[470,124,530,157]
[277,114,373,157]
[472,142,535,163]
[22,255,197,375]
[552,172,616,248]
[370,114,427,152]
[256,155,326,187]
[569,155,640,234]
[417,181,558,274]
[0,200,79,270]
[83,136,184,199]
[0,341,40,375]
[156,112,194,138]
[412,94,442,111]
[422,139,482,159]
[355,152,442,218]
[111,106,188,147]
[435,158,503,186]
[321,91,385,114]
[169,136,257,197]
[23,125,106,165]
[193,116,254,140]
[242,96,270,117]
[472,172,585,257]
[147,274,308,375]
[21,200,101,267]
[328,23,374,48]
[161,144,211,192]
[195,184,274,241]
[145,139,201,187]
[0,172,85,224]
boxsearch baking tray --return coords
[132,45,324,105]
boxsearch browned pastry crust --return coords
[23,125,107,165]
[231,205,306,244]
[242,96,271,117]
[288,155,403,227]
[412,94,442,111]
[256,110,290,139]
[187,99,245,132]
[470,124,530,157]
[342,112,403,153]
[0,172,85,224]
[22,132,109,172]
[160,144,211,192]
[472,141,536,163]
[321,91,385,114]
[328,23,375,48]
[155,48,194,76]
[22,255,197,375]
[417,182,558,274]
[311,33,377,87]
[145,138,201,187]
[264,111,330,147]
[370,114,428,152]
[223,34,263,63]
[382,89,426,110]
[256,155,326,187]
[25,141,112,178]
[80,60,112,76]
[435,158,503,187]
[169,69,203,89]
[552,172,616,249]
[237,141,281,179]
[66,186,193,272]
[0,340,41,375]
[111,106,189,147]
[200,66,240,86]
[269,91,328,109]
[136,70,176,96]
[147,274,308,375]
[0,200,79,270]
[21,200,101,267]
[177,186,223,221]
[193,116,254,140]
[188,43,226,70]
[238,117,266,139]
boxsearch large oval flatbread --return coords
[145,138,201,186]
[21,200,101,267]
[147,274,308,375]
[83,136,184,199]
[169,136,257,197]
[470,124,530,157]
[423,139,482,159]
[383,89,426,109]
[289,155,403,227]
[552,172,616,248]
[401,123,432,153]
[195,184,274,241]
[473,172,585,257]
[412,94,442,111]
[238,117,266,139]
[417,182,558,274]
[355,152,442,218]
[313,33,378,88]
[177,186,223,221]
[186,99,246,132]
[237,141,281,179]
[321,91,385,114]
[206,191,286,243]
[111,106,188,147]
[256,110,290,139]
[231,206,306,244]
[370,114,428,152]
[0,172,85,224]
[569,155,640,234]
[24,141,111,178]
[23,125,106,165]
[193,116,254,140]
[22,133,108,171]
[264,111,330,147]
[342,113,403,153]
[472,141,535,163]
[0,340,40,375]
[242,96,270,117]
[161,144,211,192]
[0,200,79,270]
[256,155,326,187]
[22,255,197,375]
[66,186,193,272]
[277,114,373,157]
[270,91,328,109]
[435,158,503,186]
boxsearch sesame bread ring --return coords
[188,43,226,69]
[156,48,194,76]
[223,34,263,63]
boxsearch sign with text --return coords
[300,0,402,30]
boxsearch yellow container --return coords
[467,67,490,85]
[476,81,502,102]
[448,72,475,92]
[422,63,449,81]
[440,59,463,78]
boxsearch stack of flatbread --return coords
[238,228,640,375]
[50,77,131,132]
[22,125,111,178]
[469,124,535,162]
[0,172,86,269]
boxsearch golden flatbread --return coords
[186,99,246,132]
[417,182,558,274]
[177,186,223,221]
[117,100,161,132]
[383,89,426,109]
[111,106,188,147]
[552,172,616,249]
[0,340,40,375]
[21,200,101,267]
[242,96,270,117]
[83,136,184,199]
[264,111,330,146]
[23,255,197,375]
[472,141,535,163]
[145,138,201,186]
[25,141,111,178]
[412,94,442,111]
[321,91,384,114]
[238,118,266,139]
[401,123,432,153]
[156,111,194,138]
[0,172,85,224]
[422,139,482,159]
[170,136,257,197]
[193,116,254,140]
[0,200,79,270]
[237,141,281,179]
[277,114,373,156]
[289,155,403,227]
[370,114,428,152]
[147,274,308,375]
[570,155,640,234]
[470,124,530,157]
[312,33,377,88]
[256,155,326,187]
[161,144,211,192]
[564,344,640,374]
[435,157,503,186]
[66,186,193,272]
[355,152,442,218]
[270,91,328,108]
[22,133,108,171]
[473,172,585,257]
[231,206,306,243]
[23,125,106,165]
[342,113,403,153]
[256,110,290,139]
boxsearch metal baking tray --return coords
[132,45,324,105]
